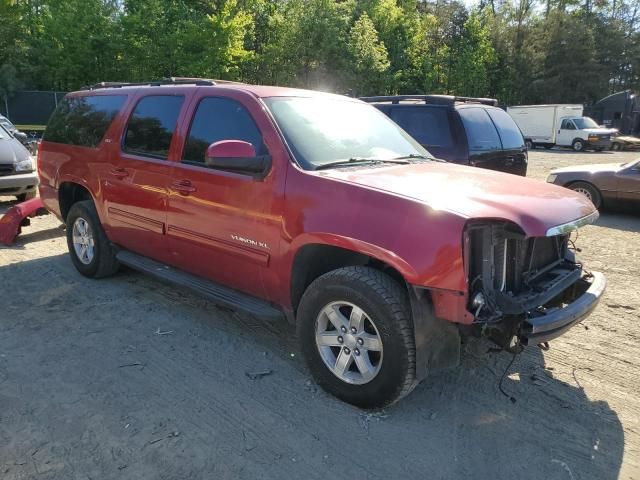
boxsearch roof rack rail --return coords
[360,94,498,107]
[82,77,243,90]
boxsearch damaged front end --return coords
[464,219,606,350]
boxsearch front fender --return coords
[288,232,420,283]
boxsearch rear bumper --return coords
[519,271,606,345]
[0,171,39,195]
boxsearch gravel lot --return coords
[1,150,638,480]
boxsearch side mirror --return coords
[205,140,270,176]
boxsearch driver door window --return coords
[182,97,265,168]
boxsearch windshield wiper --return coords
[392,153,446,163]
[392,153,427,159]
[315,157,410,171]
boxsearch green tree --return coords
[347,13,390,95]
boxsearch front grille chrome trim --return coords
[545,210,599,237]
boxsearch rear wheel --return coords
[66,200,119,278]
[297,266,416,409]
[572,139,585,152]
[525,139,534,150]
[569,181,602,209]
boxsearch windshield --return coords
[573,117,599,129]
[264,97,432,170]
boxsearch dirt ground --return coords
[1,149,639,480]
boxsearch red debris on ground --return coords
[0,197,45,245]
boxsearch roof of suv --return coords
[360,95,499,107]
[76,78,353,101]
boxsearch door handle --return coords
[171,180,196,195]
[110,167,130,179]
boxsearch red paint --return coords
[38,84,597,326]
[0,197,45,245]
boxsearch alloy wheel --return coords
[72,217,95,265]
[315,301,383,385]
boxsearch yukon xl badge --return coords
[231,234,270,250]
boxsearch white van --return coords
[507,104,617,152]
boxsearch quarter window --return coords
[458,107,501,151]
[123,95,184,159]
[183,97,264,166]
[485,108,525,149]
[45,95,127,147]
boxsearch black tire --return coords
[569,181,602,209]
[297,266,416,409]
[611,143,621,151]
[572,139,585,152]
[16,191,37,202]
[66,200,119,278]
[525,139,534,150]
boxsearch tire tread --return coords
[298,266,417,408]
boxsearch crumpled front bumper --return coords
[519,271,606,345]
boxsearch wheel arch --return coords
[58,180,95,221]
[288,236,419,314]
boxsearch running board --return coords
[116,250,284,321]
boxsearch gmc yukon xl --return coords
[38,79,606,408]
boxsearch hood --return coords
[318,162,596,237]
[0,136,30,165]
[583,128,617,135]
[552,162,624,174]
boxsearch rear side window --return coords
[183,97,264,166]
[45,95,127,147]
[458,107,501,151]
[123,95,184,159]
[390,107,453,148]
[485,108,524,149]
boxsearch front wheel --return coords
[66,200,120,278]
[572,139,585,152]
[569,181,602,209]
[297,266,416,409]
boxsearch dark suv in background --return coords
[361,95,528,176]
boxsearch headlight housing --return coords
[15,156,35,173]
[546,174,558,183]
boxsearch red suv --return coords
[39,79,606,408]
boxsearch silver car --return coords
[0,123,38,201]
